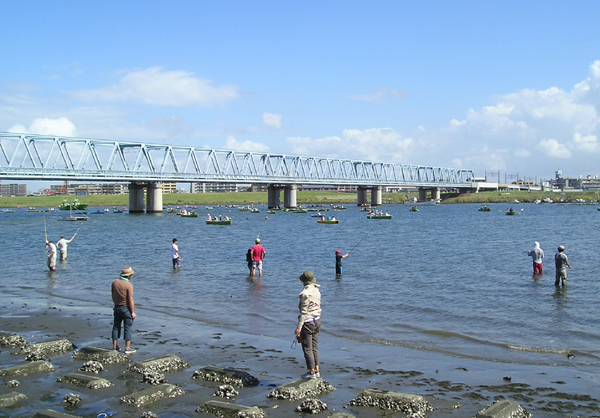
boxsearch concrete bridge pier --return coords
[146,182,163,213]
[357,187,369,206]
[268,185,281,209]
[129,182,146,213]
[284,185,297,209]
[418,187,441,202]
[371,186,382,206]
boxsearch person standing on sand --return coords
[171,238,181,269]
[554,245,571,287]
[250,238,266,278]
[56,235,75,261]
[527,241,544,274]
[111,266,137,354]
[335,249,349,275]
[46,240,57,271]
[295,270,321,379]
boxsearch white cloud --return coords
[287,128,413,162]
[224,136,270,153]
[8,117,77,137]
[537,139,572,158]
[514,149,531,158]
[348,87,407,102]
[262,113,282,129]
[572,133,600,153]
[68,67,239,106]
[434,60,600,176]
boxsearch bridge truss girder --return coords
[0,132,474,187]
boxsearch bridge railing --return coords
[0,132,474,187]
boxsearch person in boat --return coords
[46,240,57,271]
[527,241,544,275]
[295,270,321,379]
[207,214,211,221]
[56,235,75,261]
[554,245,571,287]
[111,266,137,354]
[219,215,222,221]
[171,238,181,269]
[250,238,266,278]
[335,249,349,275]
[321,215,325,221]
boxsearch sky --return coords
[2,0,600,188]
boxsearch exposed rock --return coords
[295,398,328,414]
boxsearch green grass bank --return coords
[1,189,599,208]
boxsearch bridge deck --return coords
[0,132,474,187]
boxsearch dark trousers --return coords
[112,305,133,342]
[300,319,321,370]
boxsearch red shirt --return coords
[251,244,265,262]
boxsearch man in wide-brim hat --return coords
[111,266,137,354]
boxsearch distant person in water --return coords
[56,235,75,261]
[554,245,571,286]
[250,238,266,278]
[335,249,349,275]
[527,241,544,274]
[46,240,57,271]
[171,238,181,269]
[246,248,253,274]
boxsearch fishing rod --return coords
[348,233,368,254]
[43,215,48,246]
[73,224,83,238]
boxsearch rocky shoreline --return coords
[0,297,598,417]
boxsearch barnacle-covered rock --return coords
[213,384,239,399]
[78,361,104,374]
[193,366,259,387]
[295,398,328,414]
[142,371,168,385]
[349,389,433,416]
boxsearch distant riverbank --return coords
[0,189,598,208]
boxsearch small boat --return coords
[113,209,123,213]
[506,209,517,215]
[410,206,419,212]
[292,209,307,213]
[306,207,329,212]
[205,206,214,210]
[331,205,346,210]
[59,215,88,221]
[317,219,339,224]
[478,206,492,212]
[58,199,88,211]
[266,209,276,214]
[103,208,110,212]
[166,207,177,213]
[180,212,198,218]
[206,219,232,225]
[1,209,15,213]
[249,208,260,213]
[367,214,392,219]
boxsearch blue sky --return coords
[2,0,600,186]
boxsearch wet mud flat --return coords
[1,301,599,417]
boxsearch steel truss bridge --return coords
[0,132,474,188]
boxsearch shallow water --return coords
[2,202,600,376]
